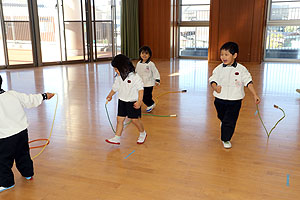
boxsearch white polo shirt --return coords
[209,63,252,100]
[135,61,160,87]
[112,72,144,102]
[0,91,43,139]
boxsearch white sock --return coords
[140,131,146,136]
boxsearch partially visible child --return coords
[0,75,54,193]
[297,89,300,93]
[209,42,260,149]
[135,46,160,112]
[105,54,147,145]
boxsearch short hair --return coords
[0,75,2,89]
[139,46,152,63]
[111,54,135,81]
[220,42,239,55]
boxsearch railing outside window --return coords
[178,0,210,58]
[265,0,300,60]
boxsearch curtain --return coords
[121,0,139,59]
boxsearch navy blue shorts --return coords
[118,99,141,119]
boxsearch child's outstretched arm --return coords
[13,91,55,108]
[247,83,260,104]
[133,89,143,109]
[106,90,116,102]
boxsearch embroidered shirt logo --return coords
[127,80,131,83]
[235,72,239,75]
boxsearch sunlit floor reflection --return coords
[263,63,300,97]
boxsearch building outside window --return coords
[265,0,300,61]
[178,0,210,58]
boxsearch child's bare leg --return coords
[115,116,126,136]
[131,118,147,144]
[105,116,125,144]
[131,118,144,132]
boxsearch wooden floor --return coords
[0,59,300,200]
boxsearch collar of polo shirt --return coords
[223,61,237,68]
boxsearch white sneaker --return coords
[222,141,232,149]
[0,185,15,193]
[105,136,120,145]
[137,133,147,144]
[146,103,156,112]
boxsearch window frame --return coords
[264,0,300,62]
[178,0,210,59]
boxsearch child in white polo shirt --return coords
[105,54,147,145]
[135,46,160,112]
[0,75,54,193]
[209,42,260,149]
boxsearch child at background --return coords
[0,75,54,192]
[135,46,160,112]
[209,42,260,149]
[106,54,147,145]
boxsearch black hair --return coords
[111,54,135,81]
[139,46,152,63]
[0,75,2,89]
[220,42,239,55]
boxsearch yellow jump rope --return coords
[30,93,58,159]
[105,90,187,133]
[256,104,285,138]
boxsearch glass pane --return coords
[2,0,33,65]
[65,22,84,60]
[265,26,300,59]
[179,27,209,57]
[37,0,63,62]
[5,22,33,64]
[182,0,210,5]
[181,5,210,21]
[63,0,84,21]
[270,1,300,20]
[2,0,30,21]
[93,0,111,20]
[0,22,6,66]
[95,22,112,58]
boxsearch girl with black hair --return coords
[106,54,147,145]
[136,46,160,112]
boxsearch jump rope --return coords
[105,90,187,133]
[106,91,285,137]
[29,93,58,159]
[27,92,284,157]
[256,104,285,138]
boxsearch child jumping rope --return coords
[105,54,147,145]
[209,42,260,149]
[0,75,54,193]
[135,46,160,112]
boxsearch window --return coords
[179,0,210,58]
[265,0,300,60]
